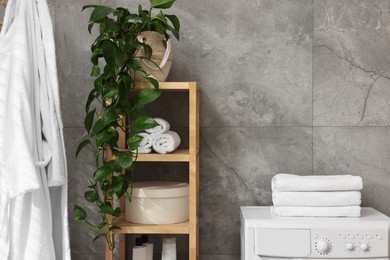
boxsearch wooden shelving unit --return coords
[105,82,199,260]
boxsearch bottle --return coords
[142,234,154,260]
[133,237,147,260]
[161,236,176,260]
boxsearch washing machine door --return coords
[255,229,311,258]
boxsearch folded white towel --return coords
[136,148,152,154]
[153,131,181,154]
[272,174,363,192]
[271,206,361,217]
[145,118,170,137]
[132,132,153,154]
[272,191,361,207]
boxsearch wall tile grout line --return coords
[312,0,315,176]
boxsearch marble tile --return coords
[169,0,313,127]
[56,0,100,127]
[200,127,312,254]
[313,127,390,216]
[313,0,390,126]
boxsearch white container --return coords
[126,181,189,224]
[162,236,176,260]
[133,237,147,260]
[142,235,154,260]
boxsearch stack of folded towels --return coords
[134,118,181,154]
[271,173,363,217]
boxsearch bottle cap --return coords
[142,234,149,243]
[163,236,176,244]
[135,237,143,246]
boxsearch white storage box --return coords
[125,181,189,224]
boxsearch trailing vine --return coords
[73,0,180,250]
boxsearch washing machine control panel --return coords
[311,229,388,258]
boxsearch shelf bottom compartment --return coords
[113,219,190,234]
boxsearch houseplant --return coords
[74,0,180,250]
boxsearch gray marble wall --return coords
[52,0,390,259]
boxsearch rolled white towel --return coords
[145,118,170,137]
[272,174,363,192]
[136,148,152,154]
[132,132,154,154]
[272,191,361,207]
[153,131,181,154]
[271,206,361,217]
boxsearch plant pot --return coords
[125,181,189,224]
[134,31,173,82]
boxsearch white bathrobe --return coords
[0,0,70,259]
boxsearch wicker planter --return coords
[134,31,173,82]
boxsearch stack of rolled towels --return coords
[271,173,363,217]
[134,118,181,154]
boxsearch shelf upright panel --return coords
[188,82,199,260]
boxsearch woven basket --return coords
[134,31,173,82]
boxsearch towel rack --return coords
[0,0,7,28]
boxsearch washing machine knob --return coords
[317,240,331,253]
[345,242,355,251]
[360,243,369,252]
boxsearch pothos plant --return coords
[73,0,180,250]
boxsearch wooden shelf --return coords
[113,220,190,234]
[106,82,199,260]
[134,82,196,91]
[136,149,190,162]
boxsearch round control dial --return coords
[316,239,332,254]
[360,243,369,252]
[345,242,354,251]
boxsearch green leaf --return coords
[144,75,159,90]
[115,153,134,169]
[137,88,161,106]
[127,135,143,151]
[88,23,94,34]
[104,108,121,124]
[134,116,159,132]
[102,18,120,36]
[91,65,100,77]
[85,89,97,113]
[101,179,111,191]
[84,109,96,133]
[84,190,99,202]
[167,24,180,41]
[166,14,180,33]
[96,127,117,148]
[82,4,100,11]
[100,202,115,215]
[152,11,168,24]
[150,0,175,9]
[113,207,121,217]
[92,233,106,242]
[94,164,114,182]
[128,59,142,71]
[88,6,114,23]
[102,88,119,100]
[112,175,129,197]
[76,139,91,158]
[119,72,132,88]
[74,205,87,220]
[102,40,125,71]
[91,117,105,136]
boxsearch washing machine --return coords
[241,206,390,260]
